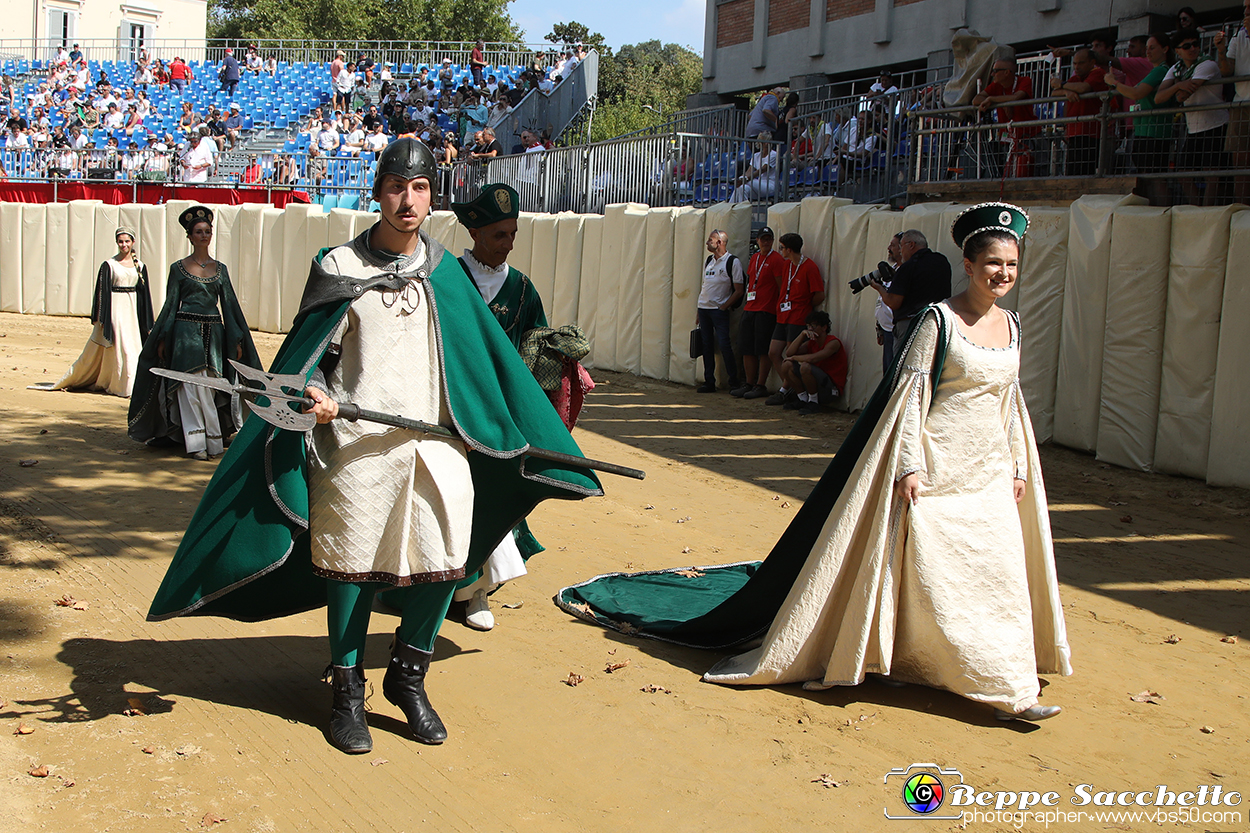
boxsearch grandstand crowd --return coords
[0,40,588,195]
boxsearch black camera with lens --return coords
[848,260,894,294]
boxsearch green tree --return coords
[588,39,703,142]
[208,0,523,43]
[544,22,606,53]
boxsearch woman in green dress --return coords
[128,205,261,460]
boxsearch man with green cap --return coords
[449,183,549,632]
[144,138,602,754]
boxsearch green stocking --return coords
[393,582,456,652]
[326,580,378,667]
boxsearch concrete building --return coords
[0,0,207,63]
[696,0,1243,101]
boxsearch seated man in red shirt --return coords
[765,232,825,406]
[973,58,1040,177]
[779,310,846,416]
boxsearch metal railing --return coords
[0,38,568,75]
[486,49,598,155]
[613,105,750,142]
[909,74,1250,205]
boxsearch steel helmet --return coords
[371,137,437,200]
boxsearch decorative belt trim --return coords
[175,312,223,323]
[311,564,467,586]
[111,285,139,293]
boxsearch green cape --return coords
[554,308,949,649]
[148,229,601,622]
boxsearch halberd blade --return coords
[149,367,239,396]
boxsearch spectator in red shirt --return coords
[1050,48,1108,175]
[974,58,1040,176]
[765,232,826,406]
[733,226,786,400]
[779,310,845,416]
[168,56,190,94]
[470,40,487,87]
[241,154,263,184]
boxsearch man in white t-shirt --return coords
[694,229,744,393]
[364,122,388,153]
[343,117,366,156]
[730,132,779,203]
[317,118,340,153]
[1158,38,1228,205]
[1216,2,1250,202]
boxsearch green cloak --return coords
[148,229,601,622]
[554,309,950,649]
[457,258,550,568]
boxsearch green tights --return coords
[326,580,456,666]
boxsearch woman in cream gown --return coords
[557,203,1071,723]
[44,228,153,397]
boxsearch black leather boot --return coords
[326,664,373,754]
[382,634,447,745]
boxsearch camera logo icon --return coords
[884,763,963,820]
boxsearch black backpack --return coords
[705,253,742,308]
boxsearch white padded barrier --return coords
[280,203,318,331]
[828,204,881,409]
[1052,194,1145,452]
[1208,210,1250,487]
[1095,206,1171,472]
[232,205,266,326]
[509,213,536,280]
[551,213,585,328]
[85,203,122,316]
[595,203,629,371]
[163,200,195,272]
[349,210,375,240]
[326,208,356,248]
[799,196,850,317]
[138,204,169,311]
[424,211,455,249]
[668,208,706,385]
[1015,207,1069,443]
[528,212,559,316]
[210,205,242,309]
[305,210,330,267]
[615,204,650,375]
[641,207,677,381]
[1154,204,1245,480]
[256,208,285,333]
[21,205,47,315]
[577,214,604,370]
[0,203,22,312]
[766,202,802,242]
[45,203,70,315]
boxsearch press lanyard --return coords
[748,252,769,293]
[783,256,805,304]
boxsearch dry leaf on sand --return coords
[14,723,34,735]
[1129,690,1165,704]
[605,660,631,673]
[674,568,704,578]
[29,765,49,777]
[564,673,584,687]
[201,812,226,827]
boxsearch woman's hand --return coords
[1013,477,1026,504]
[157,340,166,363]
[896,472,922,505]
[236,342,244,360]
[303,386,339,424]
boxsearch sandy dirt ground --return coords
[0,310,1246,833]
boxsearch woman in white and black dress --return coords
[42,227,153,397]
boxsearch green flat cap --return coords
[950,202,1029,249]
[452,183,520,229]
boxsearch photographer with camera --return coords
[778,310,846,416]
[874,229,950,360]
